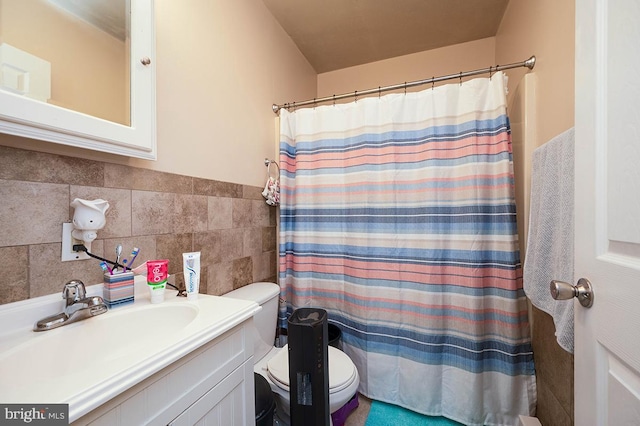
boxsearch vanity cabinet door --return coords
[169,360,254,426]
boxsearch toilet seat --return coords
[266,344,357,394]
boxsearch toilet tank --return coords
[222,282,280,362]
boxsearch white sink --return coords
[0,277,260,422]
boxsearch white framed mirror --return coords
[0,0,156,159]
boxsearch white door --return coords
[574,0,640,424]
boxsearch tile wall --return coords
[0,145,278,305]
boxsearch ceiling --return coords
[262,0,510,73]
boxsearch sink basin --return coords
[0,277,260,422]
[0,304,199,380]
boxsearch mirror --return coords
[0,0,130,126]
[0,0,156,159]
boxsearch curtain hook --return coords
[459,72,462,86]
[354,90,358,102]
[333,95,336,106]
[378,86,381,99]
[313,98,317,109]
[432,77,435,91]
[404,83,407,95]
[489,66,493,80]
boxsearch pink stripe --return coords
[282,136,510,170]
[281,256,521,290]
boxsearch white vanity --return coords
[0,278,260,425]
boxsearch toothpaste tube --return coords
[183,252,201,301]
[147,259,168,304]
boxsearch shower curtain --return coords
[278,72,536,426]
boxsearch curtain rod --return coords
[272,55,535,114]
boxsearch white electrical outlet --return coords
[61,222,90,261]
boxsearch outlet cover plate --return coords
[61,222,90,261]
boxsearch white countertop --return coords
[0,277,260,422]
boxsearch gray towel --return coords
[523,128,575,353]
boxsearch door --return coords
[575,0,640,424]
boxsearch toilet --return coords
[223,282,360,425]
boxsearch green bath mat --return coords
[365,400,464,426]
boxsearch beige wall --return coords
[317,37,496,98]
[0,0,128,124]
[496,0,575,148]
[0,0,316,188]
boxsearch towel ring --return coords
[264,158,280,178]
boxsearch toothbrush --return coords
[115,244,122,271]
[100,261,113,275]
[128,247,140,269]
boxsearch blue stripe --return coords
[279,271,526,298]
[279,220,518,234]
[282,205,516,215]
[280,243,520,264]
[280,117,510,154]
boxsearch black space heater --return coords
[287,308,330,426]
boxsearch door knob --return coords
[550,278,594,308]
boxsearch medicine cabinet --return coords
[0,0,156,159]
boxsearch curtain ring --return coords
[459,72,462,86]
[404,83,407,95]
[333,95,336,106]
[354,90,358,102]
[432,77,435,91]
[313,98,317,109]
[378,86,381,98]
[489,66,493,80]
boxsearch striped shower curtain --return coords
[278,72,536,426]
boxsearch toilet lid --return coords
[267,344,357,394]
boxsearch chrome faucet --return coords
[34,279,108,332]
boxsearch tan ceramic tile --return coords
[70,186,132,239]
[208,197,233,230]
[194,231,222,265]
[252,200,272,227]
[252,251,277,283]
[104,163,192,194]
[532,307,574,415]
[536,378,572,426]
[0,146,104,186]
[262,227,277,252]
[232,198,253,228]
[206,261,233,295]
[194,178,243,198]
[243,185,264,200]
[243,228,262,257]
[131,190,175,236]
[0,180,69,246]
[174,194,208,233]
[155,233,193,275]
[232,256,253,289]
[0,246,29,304]
[29,241,105,297]
[219,228,243,261]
